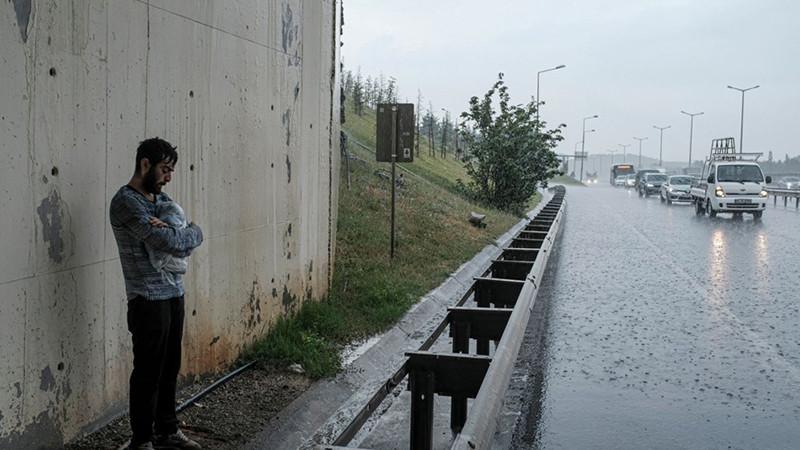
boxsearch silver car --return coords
[660,175,693,204]
[777,176,800,190]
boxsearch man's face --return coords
[142,159,175,194]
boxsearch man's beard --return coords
[142,166,161,194]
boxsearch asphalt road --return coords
[507,184,800,449]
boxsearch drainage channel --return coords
[322,186,567,450]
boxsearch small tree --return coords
[458,73,564,214]
[352,71,365,116]
[415,89,423,157]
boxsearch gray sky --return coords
[342,0,800,166]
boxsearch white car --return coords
[614,175,626,187]
[625,174,637,188]
[660,175,693,204]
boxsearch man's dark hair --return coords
[135,137,178,173]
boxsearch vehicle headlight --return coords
[715,186,725,198]
[647,183,653,187]
[668,187,674,193]
[760,189,768,198]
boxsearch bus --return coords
[610,164,635,185]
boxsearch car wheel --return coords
[638,188,643,198]
[753,211,763,220]
[644,190,649,198]
[695,199,704,215]
[660,193,665,203]
[706,199,716,218]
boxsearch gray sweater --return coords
[110,186,203,300]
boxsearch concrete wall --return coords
[0,0,341,447]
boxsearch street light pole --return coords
[580,115,598,183]
[633,137,648,168]
[727,84,759,153]
[653,125,671,166]
[607,149,617,167]
[680,110,704,170]
[619,143,631,163]
[536,65,566,123]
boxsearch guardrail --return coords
[767,188,800,208]
[322,186,566,450]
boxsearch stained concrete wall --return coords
[0,0,341,447]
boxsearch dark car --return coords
[633,169,662,191]
[638,173,667,197]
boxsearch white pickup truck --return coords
[691,137,772,219]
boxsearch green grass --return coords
[343,99,469,191]
[549,174,584,186]
[243,101,535,378]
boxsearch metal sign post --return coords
[377,103,414,259]
[390,106,397,258]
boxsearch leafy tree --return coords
[424,103,437,156]
[458,73,564,214]
[386,76,397,103]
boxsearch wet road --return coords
[513,184,800,449]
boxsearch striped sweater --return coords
[110,186,203,300]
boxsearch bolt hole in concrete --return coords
[51,167,58,176]
[192,310,197,316]
[57,362,64,371]
[49,67,56,76]
[190,164,195,171]
[189,90,194,98]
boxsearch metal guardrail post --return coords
[409,370,435,450]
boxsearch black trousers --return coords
[127,296,184,445]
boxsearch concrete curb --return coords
[244,192,551,450]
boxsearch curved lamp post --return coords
[580,115,598,182]
[536,65,566,123]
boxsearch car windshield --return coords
[646,174,666,182]
[717,164,764,182]
[670,176,691,185]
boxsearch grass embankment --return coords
[549,174,584,186]
[245,101,533,377]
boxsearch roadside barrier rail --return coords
[322,186,566,450]
[767,188,800,208]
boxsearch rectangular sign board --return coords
[376,103,414,162]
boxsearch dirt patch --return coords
[64,363,310,449]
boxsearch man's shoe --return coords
[153,429,202,450]
[126,441,155,450]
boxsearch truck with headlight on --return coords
[691,137,771,219]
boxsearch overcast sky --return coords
[341,0,800,167]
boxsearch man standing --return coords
[110,138,203,450]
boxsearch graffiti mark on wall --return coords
[36,189,74,264]
[10,0,32,42]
